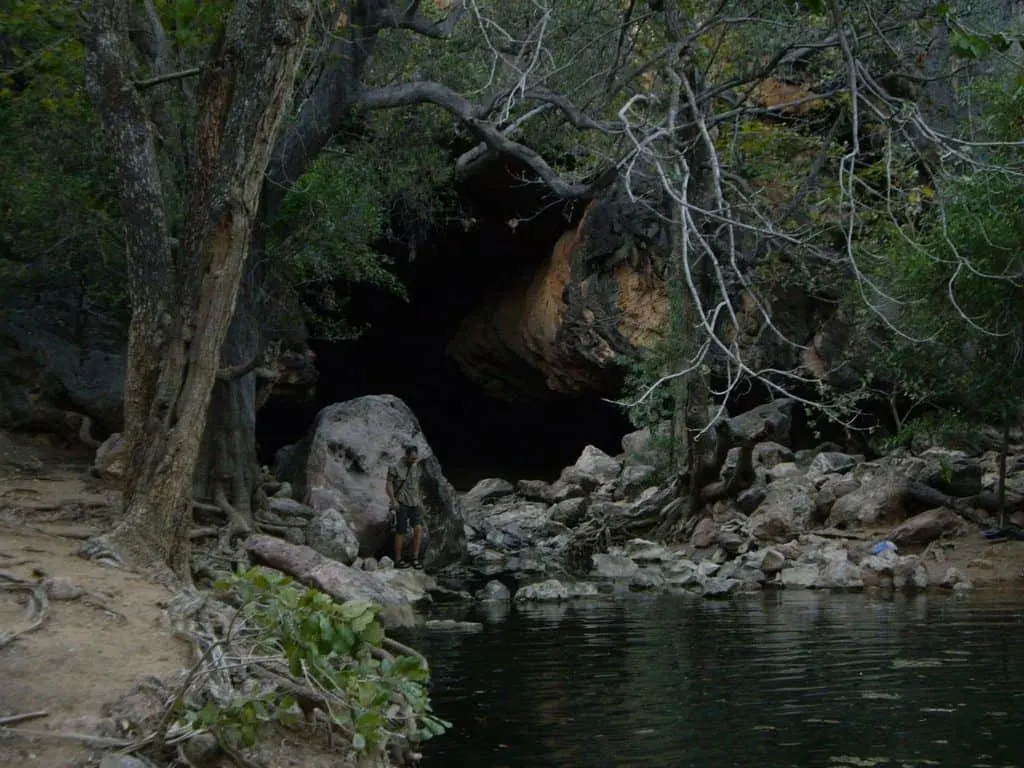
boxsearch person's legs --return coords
[393,506,411,566]
[411,524,424,566]
[409,506,425,568]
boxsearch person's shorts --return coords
[394,505,423,534]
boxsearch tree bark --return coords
[83,0,314,581]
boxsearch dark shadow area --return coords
[257,164,633,489]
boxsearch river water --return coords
[413,592,1024,767]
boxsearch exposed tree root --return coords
[0,573,50,648]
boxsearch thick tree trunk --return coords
[84,0,314,581]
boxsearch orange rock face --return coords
[447,210,669,401]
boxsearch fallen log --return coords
[244,536,415,629]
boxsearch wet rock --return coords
[306,509,360,566]
[275,395,466,568]
[808,452,859,477]
[747,478,817,541]
[514,579,571,602]
[464,478,516,505]
[891,554,929,590]
[817,550,864,590]
[550,497,587,527]
[569,582,601,598]
[940,567,973,590]
[780,565,820,588]
[888,507,967,548]
[701,577,742,598]
[424,619,484,633]
[629,569,666,591]
[476,580,511,601]
[667,561,701,588]
[591,553,639,580]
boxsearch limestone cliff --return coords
[446,201,671,401]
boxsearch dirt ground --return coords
[0,433,189,768]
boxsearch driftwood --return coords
[244,536,415,629]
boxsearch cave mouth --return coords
[256,167,635,490]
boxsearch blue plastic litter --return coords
[870,540,898,555]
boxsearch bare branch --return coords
[357,81,591,197]
[134,67,201,90]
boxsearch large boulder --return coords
[560,445,622,488]
[888,507,968,548]
[306,509,361,565]
[0,308,126,435]
[275,395,466,569]
[747,478,818,542]
[827,466,908,528]
[728,399,795,445]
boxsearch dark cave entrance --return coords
[256,163,634,489]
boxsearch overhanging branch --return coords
[134,67,201,91]
[357,80,591,197]
[377,2,467,40]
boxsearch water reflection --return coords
[413,593,1024,768]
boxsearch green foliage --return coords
[0,2,126,310]
[268,115,456,340]
[877,409,979,453]
[854,80,1024,441]
[184,567,450,756]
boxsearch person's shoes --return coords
[398,560,411,569]
[413,560,424,570]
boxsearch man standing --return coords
[386,444,425,569]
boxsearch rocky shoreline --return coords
[112,393,1019,625]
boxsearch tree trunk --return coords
[83,0,314,581]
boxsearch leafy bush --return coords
[180,568,450,760]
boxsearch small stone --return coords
[701,577,741,598]
[362,557,378,572]
[629,569,666,591]
[514,579,570,602]
[273,481,294,499]
[781,564,820,588]
[590,553,639,580]
[691,517,719,548]
[550,497,587,527]
[759,549,786,575]
[940,567,971,589]
[180,732,221,766]
[44,576,85,601]
[476,579,511,602]
[379,556,395,569]
[100,756,151,768]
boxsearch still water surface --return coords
[413,592,1024,767]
